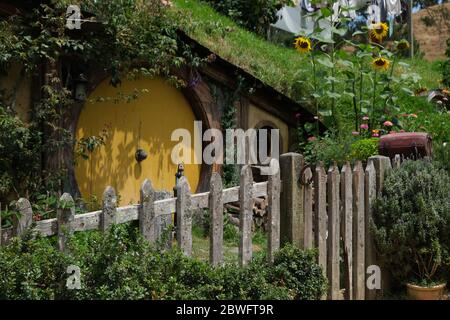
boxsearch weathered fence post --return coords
[280,153,304,248]
[369,156,392,196]
[368,155,392,298]
[209,173,223,266]
[393,154,401,168]
[303,167,314,249]
[365,160,377,299]
[327,163,340,300]
[267,159,281,263]
[352,161,365,300]
[139,179,156,244]
[13,198,33,237]
[101,186,117,232]
[57,193,75,252]
[176,176,192,256]
[239,165,253,266]
[314,162,327,281]
[341,162,353,300]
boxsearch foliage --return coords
[443,38,450,87]
[202,0,292,36]
[434,142,450,173]
[0,0,189,203]
[0,106,41,201]
[372,160,450,286]
[349,138,379,161]
[302,131,380,166]
[270,244,327,300]
[0,224,327,300]
[389,95,450,144]
[302,132,353,167]
[293,2,422,136]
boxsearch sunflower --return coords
[396,39,410,51]
[372,57,390,71]
[369,22,389,42]
[294,37,312,53]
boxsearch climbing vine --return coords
[0,0,191,204]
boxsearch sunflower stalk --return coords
[310,51,320,136]
[371,71,377,130]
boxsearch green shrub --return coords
[302,132,380,167]
[270,244,327,300]
[0,231,72,300]
[0,224,327,300]
[349,138,379,162]
[372,160,450,287]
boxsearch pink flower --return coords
[362,116,370,121]
[307,136,317,142]
[399,129,406,132]
[360,124,369,130]
[161,0,173,7]
[372,133,380,137]
[383,120,394,127]
[352,131,360,136]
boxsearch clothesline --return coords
[272,0,404,35]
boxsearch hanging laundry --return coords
[386,0,401,16]
[387,14,395,36]
[376,0,388,22]
[301,0,316,12]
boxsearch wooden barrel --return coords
[379,132,433,159]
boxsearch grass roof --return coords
[172,0,307,101]
[172,0,442,95]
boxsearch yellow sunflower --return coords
[370,22,389,42]
[294,37,312,53]
[396,39,410,51]
[372,57,390,71]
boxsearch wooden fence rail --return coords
[0,163,280,267]
[0,153,395,300]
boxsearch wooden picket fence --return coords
[0,153,397,300]
[278,153,393,300]
[0,161,281,267]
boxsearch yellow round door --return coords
[75,77,201,205]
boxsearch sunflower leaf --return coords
[316,57,334,68]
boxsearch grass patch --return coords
[192,224,267,264]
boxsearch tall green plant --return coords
[293,1,421,138]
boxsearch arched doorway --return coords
[75,77,201,204]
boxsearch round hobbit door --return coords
[75,77,201,205]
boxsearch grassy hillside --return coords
[173,0,442,92]
[172,0,308,100]
[173,0,448,143]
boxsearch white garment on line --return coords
[386,0,401,16]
